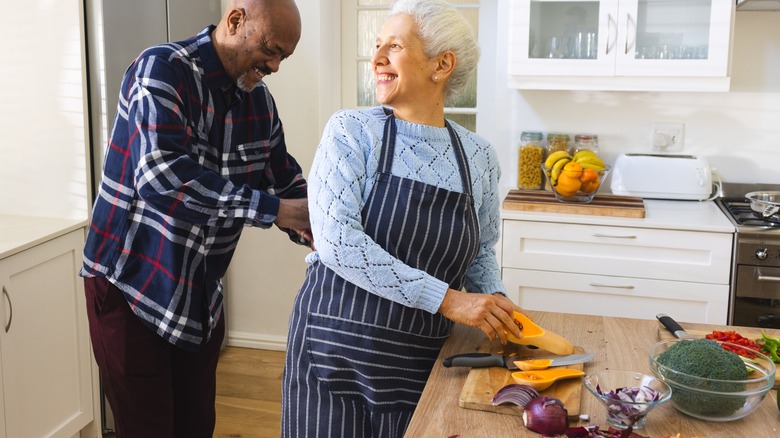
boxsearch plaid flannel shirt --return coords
[81,26,307,350]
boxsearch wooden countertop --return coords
[406,311,780,437]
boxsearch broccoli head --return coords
[656,338,748,417]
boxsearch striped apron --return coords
[282,112,479,438]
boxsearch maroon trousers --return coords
[84,276,224,438]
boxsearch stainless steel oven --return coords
[716,183,780,329]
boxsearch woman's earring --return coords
[433,75,439,81]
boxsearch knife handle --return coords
[656,313,686,338]
[442,353,505,368]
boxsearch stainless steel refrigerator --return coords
[83,1,222,434]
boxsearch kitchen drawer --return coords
[503,268,729,324]
[501,220,732,284]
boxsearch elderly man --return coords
[81,1,308,436]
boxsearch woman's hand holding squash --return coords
[438,289,522,344]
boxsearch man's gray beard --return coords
[236,72,261,92]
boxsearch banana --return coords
[544,150,573,169]
[580,162,606,171]
[550,157,571,185]
[573,150,599,162]
[575,155,605,169]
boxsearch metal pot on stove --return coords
[746,191,780,222]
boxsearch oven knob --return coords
[756,248,768,260]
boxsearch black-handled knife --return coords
[656,313,696,339]
[443,352,594,370]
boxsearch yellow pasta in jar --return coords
[517,145,543,189]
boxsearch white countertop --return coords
[500,197,736,233]
[0,215,87,259]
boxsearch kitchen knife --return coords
[442,352,594,370]
[656,313,696,339]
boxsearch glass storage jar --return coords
[574,134,599,154]
[547,133,570,154]
[517,131,544,189]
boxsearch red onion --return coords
[523,396,569,436]
[492,383,539,407]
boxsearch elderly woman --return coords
[281,1,521,436]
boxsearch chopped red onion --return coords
[595,385,661,427]
[566,425,649,438]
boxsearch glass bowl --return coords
[583,370,671,430]
[542,163,611,203]
[648,339,776,422]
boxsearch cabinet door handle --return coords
[624,14,634,54]
[606,14,614,55]
[591,233,637,239]
[757,274,780,283]
[3,286,11,333]
[589,283,635,289]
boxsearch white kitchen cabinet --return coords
[501,219,732,323]
[0,0,99,431]
[507,0,735,91]
[0,227,94,438]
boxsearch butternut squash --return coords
[513,359,554,371]
[511,368,585,391]
[506,311,574,355]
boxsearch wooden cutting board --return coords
[457,340,585,417]
[503,189,645,218]
[656,323,780,388]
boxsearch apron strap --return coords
[444,120,473,197]
[379,109,473,196]
[379,109,397,175]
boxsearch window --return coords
[342,0,480,131]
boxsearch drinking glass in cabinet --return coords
[633,0,712,61]
[528,0,601,60]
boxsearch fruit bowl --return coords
[542,163,611,203]
[583,370,671,430]
[648,339,775,422]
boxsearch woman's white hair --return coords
[390,0,480,104]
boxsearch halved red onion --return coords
[522,396,569,436]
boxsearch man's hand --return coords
[275,198,310,231]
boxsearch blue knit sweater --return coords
[306,107,504,314]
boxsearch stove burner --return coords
[718,197,780,228]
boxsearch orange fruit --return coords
[580,168,598,183]
[580,177,601,193]
[562,161,583,178]
[555,173,582,196]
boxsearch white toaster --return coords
[609,153,713,200]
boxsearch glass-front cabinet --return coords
[507,0,735,91]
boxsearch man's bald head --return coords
[213,0,301,90]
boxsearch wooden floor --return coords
[214,347,286,438]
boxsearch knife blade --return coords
[442,352,594,370]
[656,313,696,339]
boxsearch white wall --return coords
[225,0,340,349]
[226,3,780,349]
[0,0,90,220]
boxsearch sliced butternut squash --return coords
[511,368,585,391]
[513,359,554,371]
[506,311,574,355]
